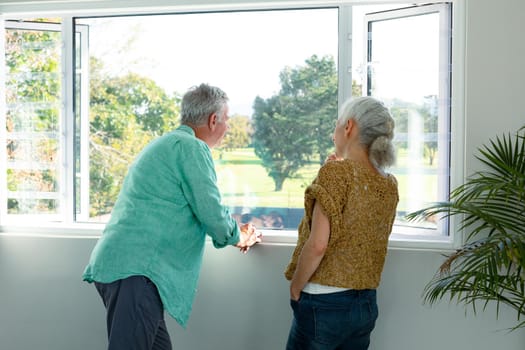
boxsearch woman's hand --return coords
[325,153,342,163]
[290,284,301,301]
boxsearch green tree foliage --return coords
[279,55,338,164]
[252,55,338,191]
[421,95,439,166]
[220,114,252,151]
[388,96,439,165]
[252,96,312,191]
[389,100,409,149]
[89,57,180,216]
[352,79,363,97]
[5,26,61,214]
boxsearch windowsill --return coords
[0,222,104,238]
[0,222,457,252]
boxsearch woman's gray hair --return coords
[181,83,229,126]
[339,96,396,169]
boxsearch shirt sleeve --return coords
[178,140,240,248]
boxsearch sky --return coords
[81,9,338,116]
[78,3,438,116]
[75,4,443,215]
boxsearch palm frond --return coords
[407,125,525,331]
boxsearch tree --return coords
[88,57,180,216]
[387,96,439,166]
[219,114,252,151]
[389,99,410,149]
[252,96,312,191]
[252,55,338,191]
[352,79,363,97]
[4,26,62,214]
[279,55,338,165]
[421,95,439,166]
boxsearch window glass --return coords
[74,9,339,229]
[3,21,62,219]
[360,4,451,234]
[1,3,453,238]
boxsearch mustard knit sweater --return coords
[284,159,399,290]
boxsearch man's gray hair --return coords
[181,83,229,126]
[339,96,396,169]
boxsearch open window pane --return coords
[1,3,453,239]
[364,4,452,234]
[3,21,62,219]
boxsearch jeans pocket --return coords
[290,298,299,312]
[354,298,378,335]
[313,306,351,345]
[365,297,378,324]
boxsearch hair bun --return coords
[370,136,396,169]
[372,135,390,151]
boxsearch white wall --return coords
[1,236,524,349]
[464,0,525,173]
[1,0,525,349]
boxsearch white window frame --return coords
[389,1,466,250]
[364,3,452,241]
[0,1,466,251]
[74,22,90,222]
[0,18,6,223]
[1,19,66,224]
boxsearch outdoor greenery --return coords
[213,148,319,208]
[389,96,439,166]
[216,115,252,157]
[213,147,434,220]
[406,126,525,330]
[5,26,61,214]
[5,21,440,221]
[252,54,337,191]
[88,57,180,216]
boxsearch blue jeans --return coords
[95,275,172,350]
[286,289,378,350]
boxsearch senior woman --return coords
[284,96,399,350]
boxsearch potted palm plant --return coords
[406,125,525,330]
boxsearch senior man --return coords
[83,83,261,350]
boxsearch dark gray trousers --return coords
[95,275,172,350]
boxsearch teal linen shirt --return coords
[83,125,240,327]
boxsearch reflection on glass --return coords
[367,10,447,231]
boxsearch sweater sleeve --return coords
[304,162,348,239]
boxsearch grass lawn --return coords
[213,147,439,214]
[214,148,318,208]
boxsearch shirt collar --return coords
[177,124,196,137]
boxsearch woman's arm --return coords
[290,202,331,300]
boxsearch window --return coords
[73,9,340,229]
[2,20,63,222]
[1,2,456,242]
[362,3,452,236]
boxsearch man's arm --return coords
[178,142,242,247]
